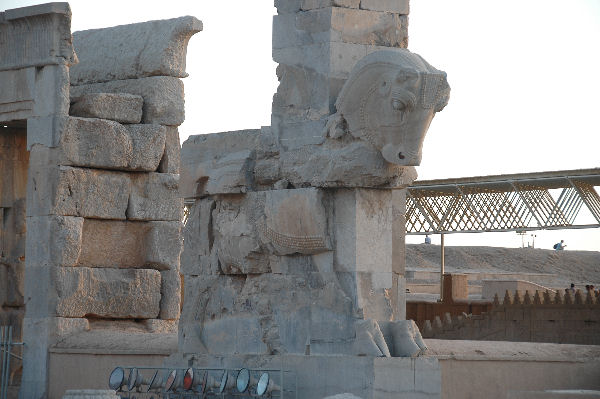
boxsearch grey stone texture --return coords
[126,123,167,171]
[165,353,441,399]
[159,270,181,320]
[62,390,120,399]
[0,3,76,71]
[178,188,410,356]
[6,7,192,398]
[69,92,143,123]
[177,1,452,364]
[128,172,183,221]
[1,64,71,125]
[59,116,132,170]
[26,216,83,268]
[27,163,181,221]
[70,16,202,85]
[54,267,161,318]
[360,0,410,14]
[70,76,185,125]
[77,219,181,271]
[302,0,361,10]
[158,126,181,173]
[271,0,412,152]
[29,165,130,219]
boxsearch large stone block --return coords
[59,117,166,171]
[126,124,167,171]
[271,65,333,124]
[294,7,407,47]
[360,0,409,14]
[54,267,161,318]
[145,221,183,270]
[25,216,83,268]
[71,16,202,85]
[272,118,328,150]
[329,8,407,47]
[279,141,415,187]
[180,130,265,198]
[78,219,182,270]
[128,173,183,221]
[158,126,181,173]
[52,166,130,219]
[78,219,149,268]
[302,0,360,9]
[69,93,143,123]
[159,270,181,320]
[59,117,133,170]
[70,76,185,125]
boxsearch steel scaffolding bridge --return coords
[406,168,600,235]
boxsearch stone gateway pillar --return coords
[175,1,449,397]
[0,3,200,397]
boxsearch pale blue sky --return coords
[4,0,600,250]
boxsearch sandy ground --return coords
[406,244,600,287]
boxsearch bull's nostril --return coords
[398,152,405,160]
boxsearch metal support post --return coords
[439,233,445,302]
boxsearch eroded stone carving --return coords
[178,47,447,361]
[327,50,450,166]
[181,49,448,197]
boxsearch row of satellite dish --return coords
[109,367,282,396]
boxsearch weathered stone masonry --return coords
[0,3,200,397]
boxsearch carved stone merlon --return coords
[330,49,450,166]
[70,16,203,85]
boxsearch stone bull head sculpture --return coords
[327,50,450,166]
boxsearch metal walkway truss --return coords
[406,168,600,235]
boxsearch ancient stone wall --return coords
[0,3,201,397]
[422,289,600,345]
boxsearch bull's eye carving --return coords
[392,98,404,111]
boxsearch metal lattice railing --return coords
[406,168,600,234]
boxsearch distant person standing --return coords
[424,234,431,244]
[553,240,566,250]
